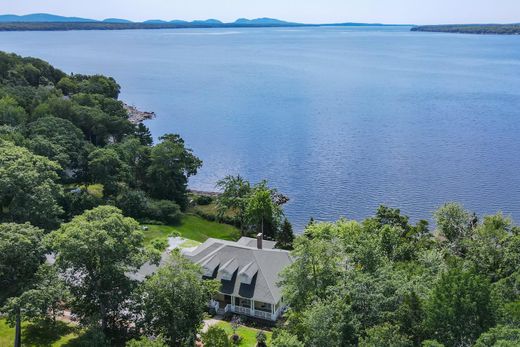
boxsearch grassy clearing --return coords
[63,184,104,199]
[143,214,240,246]
[0,319,80,347]
[214,321,272,346]
[180,239,201,248]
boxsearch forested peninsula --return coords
[0,52,519,347]
[0,21,305,32]
[412,24,520,35]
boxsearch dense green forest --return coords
[0,52,518,347]
[411,24,520,35]
[0,22,303,32]
[0,50,205,230]
[273,205,520,347]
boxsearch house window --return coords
[237,297,251,308]
[254,301,272,313]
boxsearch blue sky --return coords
[1,0,519,24]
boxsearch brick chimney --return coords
[256,233,263,249]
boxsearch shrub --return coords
[196,195,213,205]
[115,189,149,220]
[256,330,267,347]
[270,330,304,347]
[147,199,182,224]
[202,326,231,347]
[62,188,103,219]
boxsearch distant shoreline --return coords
[0,21,409,32]
[411,24,520,35]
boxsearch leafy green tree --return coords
[113,136,151,188]
[139,250,219,346]
[87,147,129,196]
[342,265,406,332]
[33,96,132,146]
[359,323,412,347]
[424,266,496,346]
[271,330,304,347]
[395,291,425,346]
[434,203,470,253]
[280,236,343,312]
[0,222,46,347]
[300,299,357,347]
[48,206,149,342]
[146,134,202,210]
[3,264,69,326]
[0,124,25,144]
[147,199,182,224]
[492,271,520,327]
[26,116,86,171]
[245,183,283,238]
[115,189,149,220]
[202,326,231,347]
[0,96,27,126]
[375,205,411,231]
[62,188,103,220]
[0,141,63,230]
[474,325,520,347]
[277,218,295,250]
[465,213,514,282]
[135,123,153,146]
[56,76,79,95]
[74,74,121,98]
[216,175,252,232]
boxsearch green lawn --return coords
[143,214,240,246]
[214,321,272,346]
[0,319,80,347]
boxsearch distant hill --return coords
[143,19,168,24]
[103,18,133,24]
[0,13,95,23]
[234,18,295,25]
[411,24,520,35]
[191,19,222,25]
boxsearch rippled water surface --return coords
[2,26,520,229]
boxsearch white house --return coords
[183,234,293,321]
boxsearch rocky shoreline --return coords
[123,103,156,124]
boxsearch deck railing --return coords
[220,304,277,321]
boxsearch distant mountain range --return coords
[0,13,97,23]
[0,13,295,25]
[0,13,397,27]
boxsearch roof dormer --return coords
[238,261,258,285]
[219,258,239,280]
[201,254,220,277]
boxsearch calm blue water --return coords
[2,26,520,230]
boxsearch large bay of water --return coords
[2,26,520,229]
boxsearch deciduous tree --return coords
[0,222,46,347]
[0,141,63,230]
[147,134,202,210]
[424,267,495,346]
[139,250,219,346]
[48,206,149,342]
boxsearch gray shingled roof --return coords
[236,237,277,250]
[184,238,293,304]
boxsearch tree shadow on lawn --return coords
[23,320,77,346]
